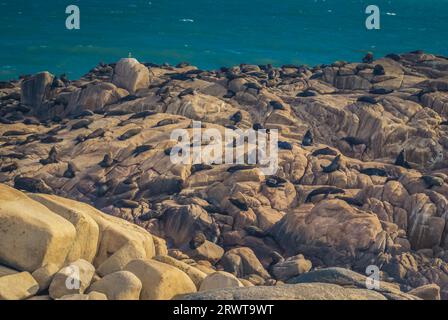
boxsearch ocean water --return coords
[0,0,447,80]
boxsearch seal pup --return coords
[269,100,285,110]
[40,146,58,165]
[305,187,345,203]
[278,141,293,150]
[359,168,388,177]
[395,150,411,169]
[178,88,197,98]
[266,176,287,188]
[40,135,63,144]
[227,164,257,173]
[70,119,93,130]
[321,155,341,173]
[133,145,153,157]
[302,130,313,147]
[191,164,213,174]
[357,96,377,104]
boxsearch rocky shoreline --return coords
[1,51,448,300]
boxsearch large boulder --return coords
[0,184,76,272]
[20,72,53,109]
[220,247,270,279]
[199,271,244,292]
[153,255,207,289]
[112,58,150,94]
[125,259,196,300]
[48,259,96,299]
[30,194,155,276]
[271,255,312,281]
[0,272,39,300]
[58,292,108,300]
[87,271,142,300]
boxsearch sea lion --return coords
[373,64,386,76]
[191,164,213,174]
[370,88,394,95]
[230,111,243,124]
[99,154,115,168]
[72,110,94,119]
[155,118,178,127]
[0,153,26,160]
[178,88,197,98]
[229,198,249,211]
[305,187,345,203]
[85,128,106,140]
[297,90,318,97]
[104,109,132,117]
[114,199,140,209]
[133,145,153,157]
[118,128,142,141]
[269,100,285,110]
[341,137,368,148]
[227,164,257,173]
[321,155,341,173]
[189,232,206,250]
[46,125,67,136]
[40,135,63,144]
[71,119,93,130]
[335,196,364,207]
[2,130,28,137]
[63,163,76,179]
[14,176,53,194]
[0,162,18,173]
[128,110,156,120]
[302,130,313,147]
[244,225,266,238]
[312,147,338,157]
[394,150,411,169]
[278,141,293,150]
[421,175,444,189]
[39,146,58,165]
[266,176,287,188]
[23,118,40,125]
[357,96,377,104]
[359,168,388,177]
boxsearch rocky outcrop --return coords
[2,51,448,300]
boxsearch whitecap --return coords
[180,18,195,23]
[386,12,397,16]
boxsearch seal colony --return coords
[0,51,448,300]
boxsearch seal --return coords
[46,125,67,136]
[114,199,140,209]
[305,187,345,203]
[85,128,106,141]
[99,154,115,168]
[118,128,142,141]
[312,147,338,157]
[63,163,76,179]
[71,119,93,130]
[394,150,411,169]
[266,175,287,188]
[128,110,157,120]
[321,154,341,173]
[133,145,153,157]
[302,130,313,147]
[40,135,63,144]
[341,137,368,148]
[14,176,53,194]
[191,164,213,174]
[244,225,267,238]
[278,141,293,150]
[0,153,26,160]
[370,88,394,95]
[23,118,40,125]
[357,96,377,104]
[359,168,388,177]
[73,110,94,119]
[421,175,444,189]
[229,198,249,211]
[269,101,285,110]
[227,164,257,173]
[139,210,163,221]
[230,111,243,124]
[0,162,18,173]
[39,146,58,165]
[155,118,179,127]
[335,196,364,207]
[178,88,197,98]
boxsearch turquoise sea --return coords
[0,0,447,80]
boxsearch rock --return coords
[31,264,59,292]
[21,72,53,110]
[153,255,207,289]
[271,255,312,281]
[408,284,441,300]
[199,271,244,292]
[179,283,387,300]
[186,241,225,264]
[29,193,155,276]
[125,259,197,300]
[48,259,96,299]
[0,265,18,277]
[0,272,39,300]
[112,58,150,94]
[87,271,142,300]
[221,247,270,279]
[58,292,108,300]
[0,184,76,272]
